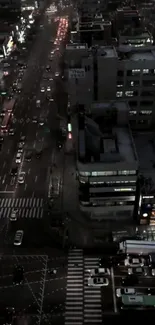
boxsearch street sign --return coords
[69,68,85,79]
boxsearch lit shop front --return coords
[3,36,14,57]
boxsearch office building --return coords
[77,101,139,221]
[65,44,155,129]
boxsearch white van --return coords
[14,230,24,246]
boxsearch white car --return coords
[41,86,45,92]
[14,230,24,246]
[116,288,136,298]
[10,209,18,221]
[124,257,144,267]
[152,269,155,276]
[55,72,59,77]
[47,86,51,92]
[32,116,37,123]
[36,100,40,108]
[88,277,109,287]
[39,118,44,126]
[9,128,14,135]
[88,268,110,276]
[18,172,25,184]
[16,153,22,164]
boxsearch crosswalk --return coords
[65,249,84,325]
[0,198,44,219]
[84,257,102,323]
[65,249,103,325]
[0,197,44,208]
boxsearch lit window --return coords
[125,91,134,97]
[143,69,149,74]
[116,91,123,98]
[129,110,137,115]
[117,83,123,88]
[132,69,140,75]
[140,110,152,115]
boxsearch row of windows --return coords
[80,200,135,207]
[79,170,137,177]
[129,100,154,107]
[116,91,154,98]
[118,80,155,88]
[129,110,152,116]
[117,69,155,77]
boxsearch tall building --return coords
[77,101,139,221]
[65,44,155,129]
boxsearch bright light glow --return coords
[16,25,19,31]
[68,133,72,139]
[68,123,72,132]
[143,213,148,217]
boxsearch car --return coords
[15,153,22,164]
[124,257,144,267]
[88,277,109,287]
[41,86,45,92]
[0,143,2,151]
[32,116,37,123]
[151,268,155,276]
[128,267,148,276]
[10,209,18,221]
[20,136,25,144]
[122,275,139,286]
[4,307,15,325]
[13,265,24,285]
[55,71,59,77]
[39,118,44,126]
[36,100,40,108]
[25,151,32,161]
[0,136,4,142]
[14,230,24,246]
[9,128,14,135]
[18,172,25,184]
[46,65,51,71]
[18,142,24,152]
[116,287,136,298]
[47,86,51,91]
[10,166,18,176]
[88,267,110,276]
[36,150,42,158]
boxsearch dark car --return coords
[4,307,15,325]
[35,150,42,159]
[10,166,18,176]
[0,143,2,151]
[13,265,24,285]
[25,151,32,161]
[122,274,139,286]
[0,136,4,142]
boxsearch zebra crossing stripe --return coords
[0,197,43,208]
[84,256,102,323]
[0,207,43,219]
[65,249,84,325]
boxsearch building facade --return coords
[77,101,139,221]
[65,44,155,129]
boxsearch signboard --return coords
[69,68,85,79]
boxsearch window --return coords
[140,110,152,115]
[132,69,141,75]
[140,100,154,106]
[125,91,134,97]
[129,110,137,115]
[91,171,117,176]
[117,82,123,88]
[143,69,149,74]
[129,101,137,107]
[116,91,123,98]
[118,170,136,176]
[130,80,139,87]
[117,70,124,77]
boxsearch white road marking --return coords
[2,161,6,168]
[111,267,117,313]
[35,176,38,182]
[24,183,27,191]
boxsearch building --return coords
[118,29,153,47]
[71,16,112,46]
[65,44,155,129]
[77,101,139,221]
[0,0,21,21]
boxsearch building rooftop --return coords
[118,46,155,61]
[78,102,138,167]
[97,46,117,58]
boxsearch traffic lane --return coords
[0,283,36,310]
[113,273,155,288]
